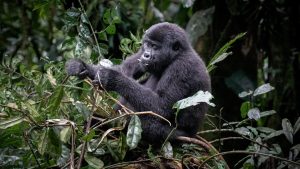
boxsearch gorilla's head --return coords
[139,22,191,74]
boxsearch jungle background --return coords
[0,0,299,168]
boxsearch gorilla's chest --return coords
[143,75,159,90]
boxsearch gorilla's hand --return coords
[92,68,120,91]
[65,59,89,79]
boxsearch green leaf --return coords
[57,144,70,167]
[162,142,173,158]
[210,52,232,66]
[82,129,95,142]
[38,128,49,155]
[208,32,246,70]
[126,115,142,149]
[103,9,111,24]
[74,101,91,120]
[253,83,274,96]
[293,117,300,135]
[235,127,252,138]
[0,116,24,129]
[97,31,107,41]
[282,118,293,144]
[48,85,64,114]
[256,127,276,134]
[84,153,104,169]
[74,39,86,57]
[66,7,81,18]
[106,24,116,35]
[60,126,72,143]
[22,101,39,118]
[79,23,91,39]
[80,13,89,24]
[240,101,251,118]
[173,90,215,110]
[181,0,196,8]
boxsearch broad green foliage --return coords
[126,115,142,150]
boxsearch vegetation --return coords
[0,0,299,168]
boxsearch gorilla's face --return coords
[138,23,189,74]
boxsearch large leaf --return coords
[126,115,142,149]
[293,117,300,135]
[247,108,260,120]
[0,116,24,129]
[38,128,49,155]
[186,6,215,45]
[240,101,251,118]
[253,83,274,96]
[60,126,72,143]
[84,153,104,169]
[173,90,215,110]
[48,85,64,114]
[162,142,173,158]
[74,101,91,120]
[282,118,293,144]
[263,130,283,140]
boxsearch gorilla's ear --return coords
[172,41,181,51]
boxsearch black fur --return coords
[66,22,211,144]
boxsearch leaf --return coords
[162,142,173,158]
[74,101,91,120]
[103,9,111,24]
[238,90,253,98]
[181,0,195,8]
[82,129,95,142]
[256,127,276,134]
[263,130,283,140]
[186,6,215,45]
[0,116,24,129]
[235,127,252,138]
[208,32,246,70]
[253,83,275,96]
[106,24,116,35]
[240,101,251,118]
[74,39,86,57]
[84,153,104,169]
[282,118,293,144]
[247,108,260,120]
[48,85,64,114]
[260,110,276,118]
[57,144,70,167]
[126,115,142,149]
[293,117,300,135]
[79,23,91,39]
[98,31,107,41]
[60,126,72,143]
[99,59,113,68]
[38,128,49,155]
[210,52,233,65]
[22,101,39,118]
[173,90,215,110]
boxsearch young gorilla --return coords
[66,22,211,144]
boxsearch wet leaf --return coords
[238,90,253,98]
[282,118,293,144]
[162,142,173,158]
[247,108,260,120]
[253,83,274,96]
[84,153,104,169]
[126,115,142,149]
[293,117,300,135]
[173,90,215,110]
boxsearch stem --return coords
[78,0,103,60]
[199,150,300,168]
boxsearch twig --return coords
[199,150,300,168]
[77,0,103,60]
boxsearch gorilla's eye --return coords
[151,43,158,49]
[172,41,180,51]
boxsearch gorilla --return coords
[66,22,211,144]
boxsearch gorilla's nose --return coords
[142,51,151,60]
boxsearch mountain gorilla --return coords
[66,22,211,144]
